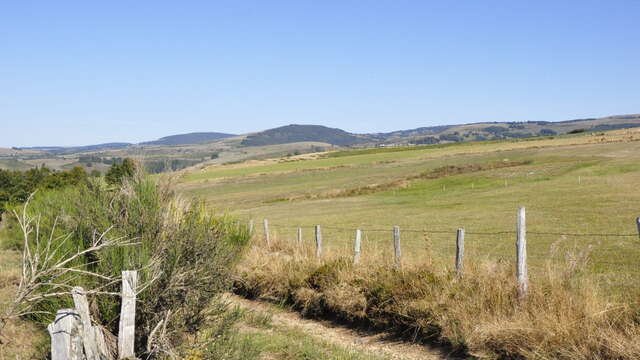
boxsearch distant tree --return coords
[105,158,136,185]
[539,129,557,136]
[211,152,220,160]
[0,166,88,219]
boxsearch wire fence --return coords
[248,212,640,292]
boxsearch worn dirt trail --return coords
[226,294,458,360]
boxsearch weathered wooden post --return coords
[118,271,137,359]
[315,225,322,258]
[297,226,303,245]
[72,287,106,360]
[393,226,401,268]
[353,229,362,264]
[455,228,465,276]
[48,309,83,360]
[248,219,254,236]
[636,217,640,239]
[516,207,528,297]
[263,218,270,246]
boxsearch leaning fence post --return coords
[315,225,322,258]
[118,271,137,359]
[297,227,303,245]
[393,226,401,268]
[516,207,528,297]
[48,309,83,360]
[353,229,362,264]
[455,228,465,276]
[263,218,270,246]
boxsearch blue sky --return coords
[1,1,639,147]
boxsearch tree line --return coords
[0,158,136,219]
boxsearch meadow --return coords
[178,130,640,290]
[176,129,640,358]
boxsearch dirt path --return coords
[226,294,457,360]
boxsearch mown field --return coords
[178,130,640,291]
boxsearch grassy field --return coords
[177,129,640,358]
[178,130,640,292]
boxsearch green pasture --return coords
[178,134,640,292]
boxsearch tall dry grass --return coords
[234,233,640,359]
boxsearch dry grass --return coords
[0,250,47,359]
[234,235,640,359]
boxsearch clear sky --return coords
[1,1,639,147]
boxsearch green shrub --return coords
[2,174,250,357]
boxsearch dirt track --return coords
[226,294,458,360]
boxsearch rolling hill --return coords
[241,125,363,146]
[16,142,132,154]
[140,132,236,146]
[238,114,640,148]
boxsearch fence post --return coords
[315,225,322,258]
[297,227,303,245]
[393,226,401,268]
[455,228,465,276]
[248,219,254,236]
[636,217,640,239]
[263,219,270,246]
[72,287,102,360]
[118,271,137,359]
[516,207,528,297]
[353,229,362,264]
[48,309,83,360]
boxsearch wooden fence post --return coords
[516,207,528,297]
[48,309,83,360]
[72,287,105,360]
[315,225,322,258]
[353,229,362,264]
[393,226,401,268]
[297,227,302,245]
[263,219,270,246]
[248,219,254,236]
[118,271,137,359]
[636,217,640,239]
[455,228,464,276]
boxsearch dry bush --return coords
[235,233,640,359]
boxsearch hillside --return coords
[241,114,640,148]
[178,128,640,359]
[140,132,236,146]
[380,114,640,145]
[241,124,363,146]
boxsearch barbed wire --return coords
[269,223,638,238]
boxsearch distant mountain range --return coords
[140,132,235,146]
[12,114,640,153]
[16,132,237,153]
[16,142,133,153]
[238,114,640,147]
